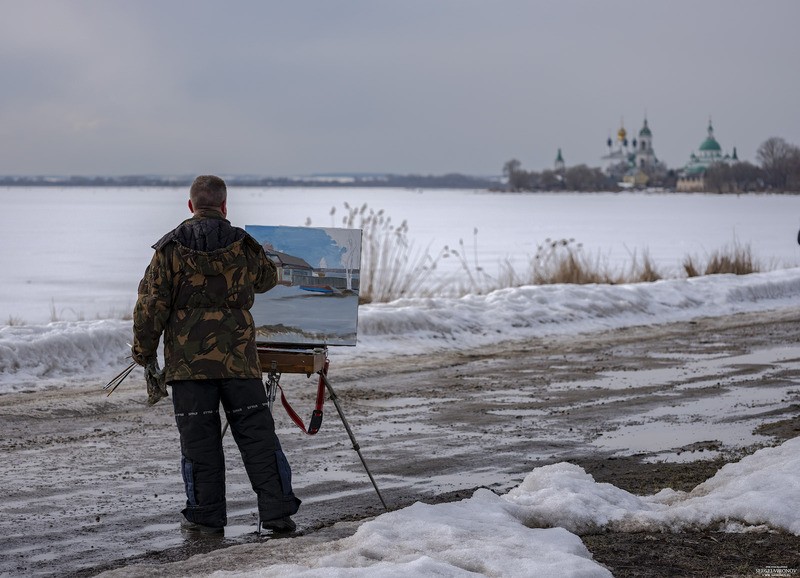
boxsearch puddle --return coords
[473,391,543,404]
[486,408,548,417]
[646,450,724,463]
[591,383,796,462]
[646,384,799,419]
[593,419,771,456]
[587,346,800,464]
[416,469,517,494]
[550,345,800,392]
[646,351,730,361]
[547,365,696,391]
[356,396,455,408]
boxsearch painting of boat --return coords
[245,225,362,346]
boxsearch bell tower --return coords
[635,117,655,170]
[554,148,565,173]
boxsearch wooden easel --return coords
[256,344,388,511]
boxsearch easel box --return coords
[257,346,326,375]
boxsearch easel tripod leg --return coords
[319,372,389,511]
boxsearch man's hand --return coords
[145,360,168,406]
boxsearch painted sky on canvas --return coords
[248,225,357,270]
[246,225,361,346]
[1,1,798,176]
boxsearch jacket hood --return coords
[153,213,262,275]
[176,240,247,276]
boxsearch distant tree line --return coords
[503,136,800,193]
[0,175,192,187]
[0,173,499,189]
[503,159,615,192]
[705,137,800,193]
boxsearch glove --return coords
[144,360,168,406]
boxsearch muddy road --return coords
[2,309,800,577]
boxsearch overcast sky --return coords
[1,1,798,177]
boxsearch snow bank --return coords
[0,319,132,392]
[210,490,613,578]
[504,436,800,535]
[355,269,800,356]
[4,269,800,394]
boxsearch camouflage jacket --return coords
[132,209,276,382]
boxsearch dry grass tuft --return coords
[331,202,444,304]
[531,238,618,285]
[312,204,768,304]
[683,242,760,277]
[628,249,662,283]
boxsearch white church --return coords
[601,118,666,187]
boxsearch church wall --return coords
[676,175,705,192]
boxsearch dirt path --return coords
[2,310,800,576]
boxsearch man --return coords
[132,175,300,534]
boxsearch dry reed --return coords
[312,204,767,304]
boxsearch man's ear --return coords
[188,199,194,213]
[220,200,227,216]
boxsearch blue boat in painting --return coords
[299,284,337,295]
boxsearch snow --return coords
[211,497,611,577]
[505,437,800,535]
[103,439,800,577]
[4,268,800,395]
[3,187,800,576]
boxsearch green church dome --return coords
[638,118,652,137]
[698,120,721,152]
[699,137,721,152]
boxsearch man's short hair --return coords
[190,175,227,209]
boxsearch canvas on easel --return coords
[245,225,387,510]
[246,225,362,347]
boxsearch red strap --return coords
[277,359,329,435]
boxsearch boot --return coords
[181,517,224,535]
[261,516,296,533]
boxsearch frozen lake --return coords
[2,186,800,324]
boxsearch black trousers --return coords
[171,378,301,528]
